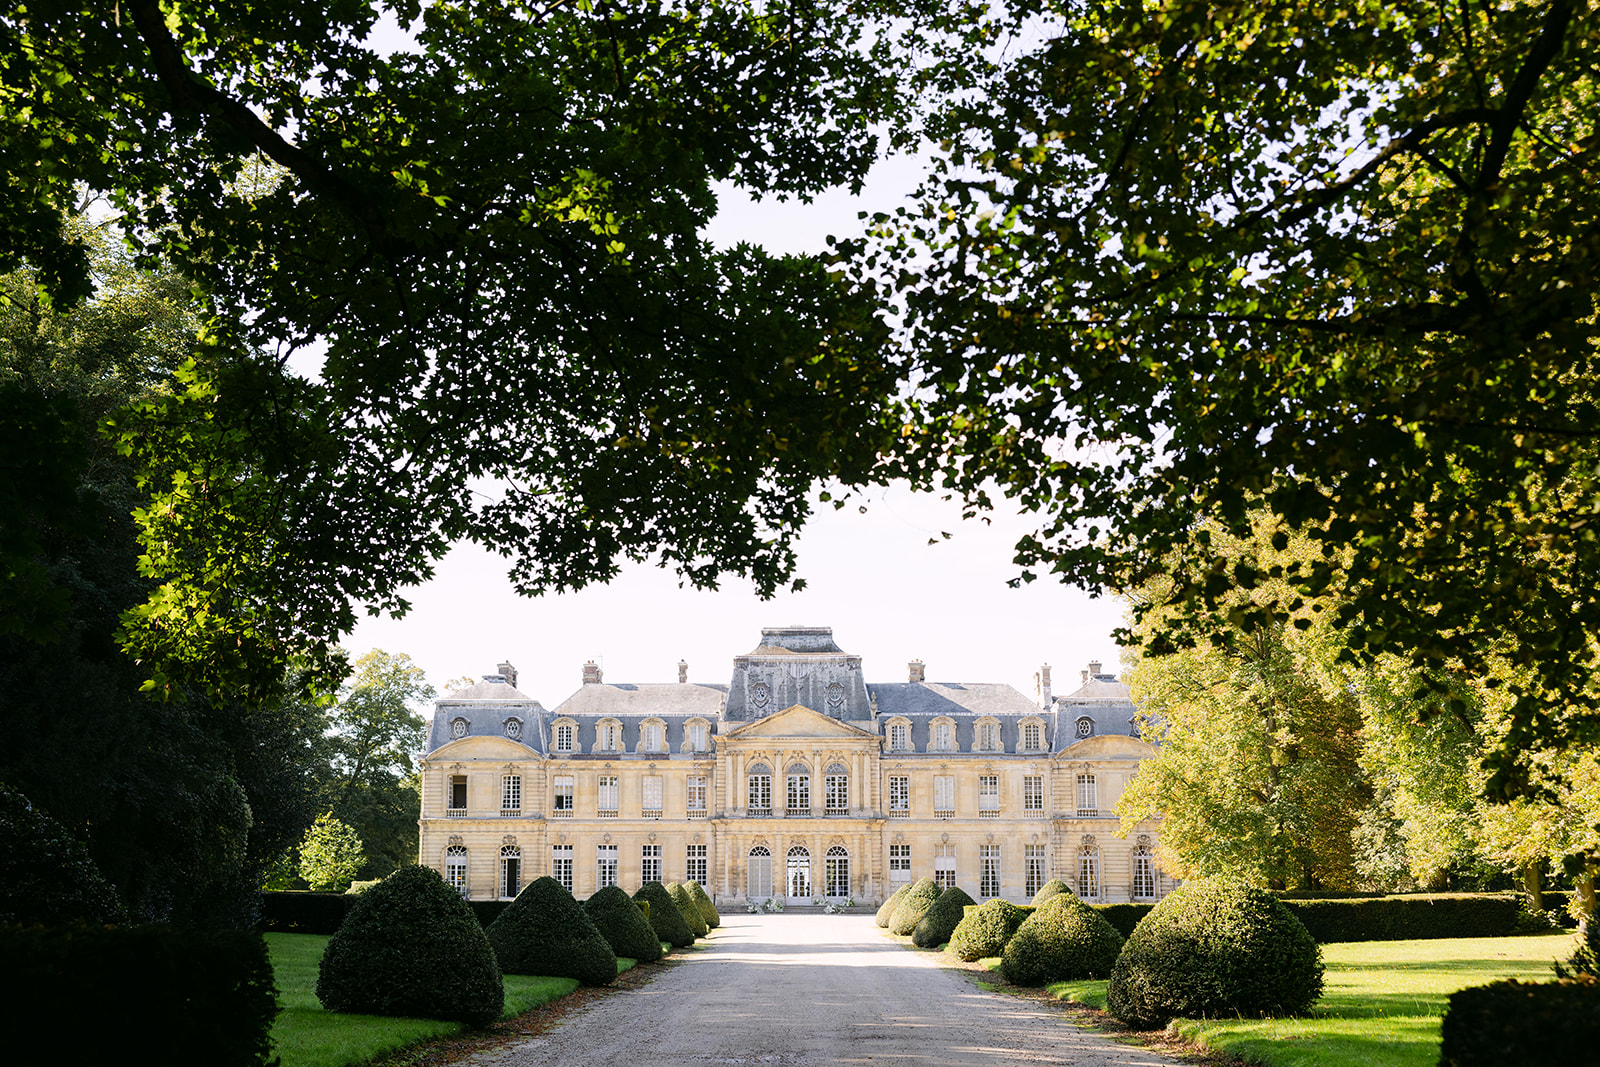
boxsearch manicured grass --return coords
[266,933,635,1067]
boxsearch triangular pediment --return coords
[727,704,875,740]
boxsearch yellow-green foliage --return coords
[1031,879,1071,906]
[686,881,720,929]
[890,878,941,937]
[876,884,909,928]
[1000,893,1123,986]
[668,883,709,938]
[947,899,1031,961]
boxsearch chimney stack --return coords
[582,660,603,685]
[1088,659,1103,679]
[1036,663,1052,709]
[497,661,517,689]
[908,659,925,683]
[678,659,689,684]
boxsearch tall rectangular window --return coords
[933,775,955,815]
[978,721,999,751]
[501,774,521,815]
[554,722,575,752]
[825,770,848,813]
[1077,773,1098,815]
[686,844,708,886]
[448,775,468,813]
[1023,721,1043,751]
[641,844,662,884]
[687,775,707,812]
[889,722,909,750]
[600,722,620,751]
[749,772,771,815]
[980,845,1001,899]
[597,844,618,888]
[1023,775,1044,813]
[553,775,574,815]
[934,844,956,889]
[933,721,954,751]
[642,776,663,814]
[598,775,619,815]
[888,775,910,814]
[688,721,709,752]
[786,770,810,814]
[641,722,664,752]
[978,774,999,813]
[1024,845,1046,898]
[1133,847,1156,899]
[551,844,573,892]
[889,844,911,886]
[1078,848,1100,899]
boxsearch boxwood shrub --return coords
[1438,976,1600,1066]
[316,865,504,1026]
[1030,879,1072,907]
[947,899,1031,961]
[876,884,909,928]
[583,885,664,963]
[486,876,617,986]
[1093,902,1155,938]
[635,881,694,947]
[668,882,710,939]
[1000,894,1123,985]
[687,881,720,930]
[889,878,942,937]
[0,787,126,925]
[1281,894,1521,943]
[1107,877,1324,1028]
[913,886,975,948]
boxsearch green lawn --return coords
[266,933,635,1067]
[977,933,1577,1067]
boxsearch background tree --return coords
[298,813,366,893]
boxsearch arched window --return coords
[499,845,522,899]
[640,720,665,753]
[1022,720,1044,751]
[888,720,910,751]
[1133,837,1156,899]
[445,845,468,897]
[824,845,850,898]
[747,763,772,816]
[553,721,575,753]
[977,719,1000,752]
[824,763,849,814]
[1078,841,1101,900]
[786,846,811,899]
[1075,716,1094,738]
[785,763,811,814]
[1076,773,1098,815]
[598,720,622,751]
[747,846,773,899]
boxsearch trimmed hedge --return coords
[1093,903,1155,938]
[1282,894,1520,943]
[1031,879,1072,907]
[1438,976,1600,1066]
[913,886,975,948]
[584,885,665,963]
[317,865,504,1026]
[0,787,126,925]
[1001,894,1124,985]
[890,878,942,936]
[687,881,720,930]
[260,891,356,933]
[668,882,710,939]
[1107,877,1324,1028]
[486,876,617,985]
[0,924,277,1066]
[947,900,1031,961]
[635,881,695,947]
[876,884,909,927]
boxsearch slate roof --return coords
[427,676,547,753]
[550,682,728,718]
[869,682,1042,719]
[1051,672,1141,747]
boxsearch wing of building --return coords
[419,627,1171,905]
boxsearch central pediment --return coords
[725,704,876,740]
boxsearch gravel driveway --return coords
[466,912,1181,1066]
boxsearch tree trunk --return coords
[1524,859,1545,913]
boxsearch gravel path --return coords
[466,912,1182,1066]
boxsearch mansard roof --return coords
[427,675,546,753]
[869,682,1043,719]
[551,682,728,718]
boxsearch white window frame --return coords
[1133,843,1156,899]
[687,774,707,812]
[747,845,773,899]
[686,843,707,886]
[785,767,811,815]
[980,844,1001,899]
[641,720,665,753]
[1024,844,1046,898]
[888,775,910,813]
[500,845,522,899]
[553,721,576,753]
[934,843,956,890]
[551,844,573,892]
[933,775,955,815]
[1022,720,1044,751]
[641,776,663,815]
[599,720,622,751]
[748,767,772,815]
[597,843,619,889]
[553,774,574,813]
[686,720,710,753]
[889,843,911,885]
[1023,774,1044,813]
[445,845,468,896]
[641,843,662,884]
[598,774,619,814]
[1078,846,1101,900]
[824,765,848,814]
[1077,773,1098,815]
[978,774,999,813]
[977,719,1000,752]
[888,720,910,751]
[824,845,850,898]
[501,774,522,815]
[933,719,954,752]
[1075,716,1094,739]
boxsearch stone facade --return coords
[418,627,1172,905]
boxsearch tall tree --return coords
[870,0,1600,794]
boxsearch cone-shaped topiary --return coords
[1030,878,1072,907]
[913,885,976,948]
[1107,877,1325,1027]
[947,899,1031,961]
[634,881,694,947]
[876,884,909,927]
[686,881,720,930]
[0,786,126,925]
[889,878,942,936]
[583,885,664,963]
[668,882,709,938]
[316,865,504,1025]
[486,876,617,985]
[1000,893,1123,985]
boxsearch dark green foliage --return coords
[876,884,909,927]
[668,882,710,938]
[1001,894,1124,986]
[1437,976,1600,1066]
[467,899,514,928]
[1093,903,1155,939]
[1554,918,1599,979]
[486,877,616,986]
[0,786,125,925]
[1031,879,1071,907]
[913,885,975,948]
[686,881,720,930]
[634,882,694,948]
[259,892,356,934]
[0,924,277,1065]
[947,899,1032,961]
[1107,878,1324,1027]
[1283,894,1521,943]
[316,865,503,1025]
[583,885,664,964]
[889,878,942,936]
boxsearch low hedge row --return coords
[0,924,278,1065]
[1438,975,1600,1066]
[260,892,518,934]
[1282,894,1521,943]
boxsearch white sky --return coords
[344,65,1127,708]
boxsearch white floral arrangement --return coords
[822,896,856,914]
[762,897,784,912]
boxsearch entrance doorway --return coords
[786,846,811,902]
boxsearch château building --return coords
[417,626,1171,906]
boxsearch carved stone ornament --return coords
[985,833,995,844]
[602,833,612,843]
[693,832,703,843]
[751,681,771,708]
[940,833,950,844]
[893,832,905,843]
[1136,834,1153,848]
[502,835,517,845]
[557,832,568,843]
[648,832,657,842]
[448,835,463,846]
[825,682,845,709]
[1029,833,1039,844]
[1081,834,1097,847]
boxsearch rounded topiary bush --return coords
[890,878,942,937]
[635,881,694,947]
[668,882,710,938]
[583,885,664,963]
[913,885,976,948]
[0,786,126,925]
[876,884,910,928]
[1031,879,1072,907]
[686,881,720,930]
[1000,893,1123,985]
[486,876,616,985]
[316,865,503,1025]
[947,899,1031,961]
[1107,877,1325,1027]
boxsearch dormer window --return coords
[686,720,709,753]
[554,722,575,753]
[503,718,523,740]
[888,720,910,751]
[977,720,1000,752]
[598,720,622,751]
[1075,717,1094,738]
[1022,720,1044,751]
[933,720,955,752]
[641,721,665,753]
[450,717,469,740]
